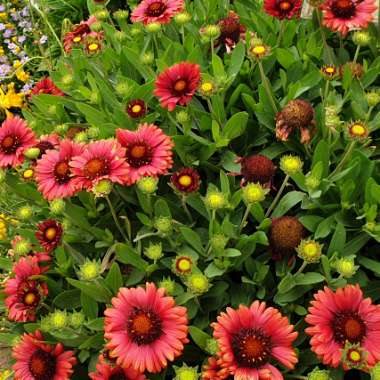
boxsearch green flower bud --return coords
[365,91,380,107]
[145,22,161,33]
[92,179,113,197]
[206,338,219,355]
[62,218,71,230]
[305,174,320,190]
[186,273,210,295]
[210,234,228,251]
[50,199,65,215]
[242,182,268,204]
[174,364,198,380]
[87,126,100,139]
[174,12,191,25]
[113,9,129,21]
[296,239,323,264]
[371,362,380,380]
[115,82,131,97]
[154,216,173,234]
[16,205,33,220]
[141,52,154,65]
[202,25,221,39]
[74,131,88,143]
[205,190,227,210]
[50,310,68,329]
[0,169,6,183]
[47,105,57,116]
[79,260,101,281]
[137,177,158,194]
[40,315,52,332]
[352,30,372,46]
[130,25,143,37]
[176,110,190,124]
[307,368,331,380]
[14,238,32,255]
[55,124,69,135]
[93,10,109,21]
[335,255,358,278]
[90,21,103,32]
[280,155,303,175]
[144,243,163,261]
[24,147,41,160]
[61,74,74,87]
[70,311,85,329]
[158,277,176,295]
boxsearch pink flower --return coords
[70,139,130,190]
[154,62,201,111]
[116,124,174,184]
[0,116,36,168]
[104,282,189,373]
[212,301,298,380]
[89,354,147,380]
[31,77,65,96]
[305,284,380,368]
[264,0,303,19]
[12,330,76,380]
[35,140,84,200]
[131,0,184,25]
[321,0,377,36]
[4,257,48,322]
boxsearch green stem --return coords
[323,80,330,104]
[239,204,251,233]
[106,196,128,242]
[209,209,216,236]
[210,39,215,57]
[258,60,278,114]
[265,174,289,218]
[329,140,356,179]
[180,26,185,45]
[181,195,193,223]
[294,261,307,276]
[365,106,374,122]
[353,45,360,63]
[133,232,158,243]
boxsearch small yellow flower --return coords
[16,70,30,82]
[280,155,303,175]
[173,256,193,275]
[249,43,271,59]
[199,81,216,97]
[348,121,369,139]
[0,13,8,20]
[22,168,34,180]
[0,83,24,117]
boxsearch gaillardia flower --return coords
[154,62,201,111]
[12,330,76,380]
[305,284,380,368]
[0,117,36,168]
[217,11,246,52]
[339,61,364,79]
[70,139,130,189]
[34,133,60,159]
[89,354,147,380]
[36,219,63,252]
[116,123,174,184]
[264,0,303,19]
[276,99,316,144]
[126,99,147,118]
[63,16,97,52]
[347,121,369,139]
[212,301,298,379]
[238,154,276,186]
[171,167,200,193]
[202,356,232,379]
[4,257,48,322]
[321,0,377,37]
[35,140,84,200]
[104,282,189,373]
[31,77,65,97]
[131,0,184,25]
[269,216,306,260]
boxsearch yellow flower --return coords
[16,70,30,82]
[0,83,24,117]
[0,13,8,20]
[0,47,4,56]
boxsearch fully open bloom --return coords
[321,0,377,37]
[212,301,298,379]
[70,139,130,190]
[264,0,303,19]
[36,219,63,252]
[63,16,97,52]
[4,257,48,322]
[89,354,147,380]
[305,285,380,368]
[131,0,184,25]
[217,11,246,52]
[104,282,189,373]
[35,140,84,200]
[116,124,173,184]
[31,77,65,96]
[12,330,76,380]
[154,62,201,111]
[0,116,36,168]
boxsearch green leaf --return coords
[358,257,380,276]
[312,140,330,177]
[67,278,112,303]
[86,318,105,331]
[276,48,297,69]
[272,191,305,217]
[179,227,204,254]
[222,112,248,140]
[189,325,212,351]
[104,262,123,294]
[327,222,346,255]
[115,243,148,271]
[295,272,325,285]
[228,42,245,78]
[53,289,81,309]
[212,53,225,77]
[81,292,98,319]
[278,273,296,294]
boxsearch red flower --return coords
[31,77,65,96]
[34,133,60,159]
[36,219,63,252]
[63,16,97,53]
[126,99,147,118]
[171,167,200,193]
[264,0,303,19]
[306,285,380,368]
[154,62,201,111]
[218,11,246,52]
[12,330,76,380]
[4,257,48,322]
[0,116,36,168]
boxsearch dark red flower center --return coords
[37,141,55,156]
[84,158,109,178]
[126,143,152,168]
[29,348,56,380]
[44,227,58,241]
[146,1,167,17]
[232,328,272,368]
[1,134,20,154]
[333,311,366,344]
[127,307,162,345]
[173,79,188,94]
[278,0,293,10]
[54,161,71,184]
[330,0,356,18]
[109,369,128,380]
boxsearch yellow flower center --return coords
[325,67,335,74]
[304,242,318,257]
[45,227,57,241]
[349,350,361,362]
[252,45,266,55]
[284,158,300,170]
[177,258,191,272]
[73,36,82,43]
[23,169,34,179]
[88,43,99,52]
[131,104,142,113]
[178,175,192,187]
[24,292,36,305]
[351,123,366,136]
[201,82,213,92]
